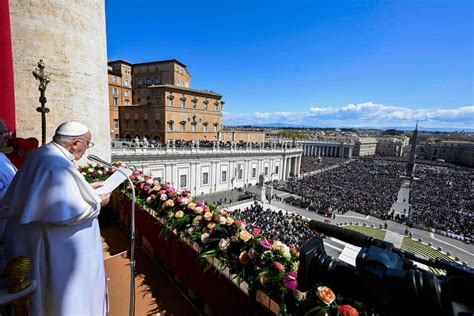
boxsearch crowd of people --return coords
[275,159,404,218]
[300,156,349,174]
[231,204,316,247]
[112,138,300,150]
[409,164,473,237]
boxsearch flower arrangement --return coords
[81,164,368,315]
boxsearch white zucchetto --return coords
[55,121,89,137]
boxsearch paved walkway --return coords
[101,222,200,316]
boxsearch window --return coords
[154,78,161,84]
[221,170,227,182]
[214,125,218,132]
[181,99,186,108]
[275,165,279,174]
[215,104,219,111]
[238,164,243,180]
[192,100,197,109]
[124,80,129,87]
[125,99,129,105]
[112,76,117,83]
[180,174,187,188]
[180,123,185,131]
[192,124,196,132]
[114,119,119,128]
[155,113,160,121]
[176,80,180,86]
[143,121,149,130]
[124,91,129,97]
[264,166,269,176]
[112,88,118,95]
[203,100,208,110]
[168,97,174,106]
[204,124,208,132]
[125,120,130,129]
[202,172,209,185]
[113,98,118,106]
[146,78,151,85]
[168,122,174,131]
[135,121,139,129]
[252,167,256,178]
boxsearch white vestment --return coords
[0,143,107,316]
[0,152,17,199]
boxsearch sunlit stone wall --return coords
[9,0,110,161]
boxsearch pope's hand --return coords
[100,193,111,206]
[90,181,104,189]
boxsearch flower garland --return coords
[83,164,368,315]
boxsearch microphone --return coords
[309,220,375,248]
[87,154,113,168]
[86,153,137,316]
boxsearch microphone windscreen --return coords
[309,220,371,248]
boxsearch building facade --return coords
[116,59,224,142]
[111,143,303,196]
[219,129,266,143]
[108,60,133,139]
[424,140,474,167]
[301,140,354,158]
[376,137,408,157]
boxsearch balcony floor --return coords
[101,223,200,316]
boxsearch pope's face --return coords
[71,131,92,160]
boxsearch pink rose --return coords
[252,227,261,236]
[259,239,274,249]
[144,185,151,191]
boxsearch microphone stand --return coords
[88,155,136,316]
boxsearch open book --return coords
[95,168,133,195]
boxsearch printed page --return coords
[95,168,133,195]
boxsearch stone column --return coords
[10,0,110,162]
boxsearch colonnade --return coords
[302,143,353,158]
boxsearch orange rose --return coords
[316,286,336,305]
[239,251,250,264]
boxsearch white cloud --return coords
[223,102,474,129]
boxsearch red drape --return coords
[0,0,16,132]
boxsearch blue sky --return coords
[105,0,473,129]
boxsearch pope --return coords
[0,121,110,315]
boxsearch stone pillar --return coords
[9,0,110,162]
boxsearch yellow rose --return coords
[175,210,184,218]
[207,222,216,230]
[239,230,252,242]
[226,217,234,226]
[204,212,213,221]
[292,289,307,301]
[316,286,336,305]
[258,271,267,285]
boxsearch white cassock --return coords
[0,152,17,199]
[0,142,107,316]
